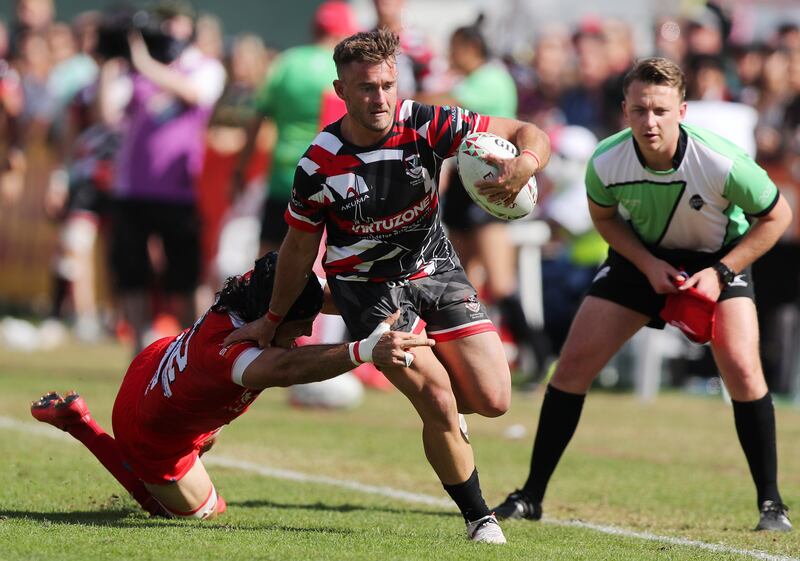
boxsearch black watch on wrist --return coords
[712,261,736,285]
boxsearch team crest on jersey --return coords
[404,154,424,184]
[464,297,481,313]
[689,194,705,210]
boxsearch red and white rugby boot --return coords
[216,495,227,516]
[31,391,92,431]
[30,390,167,517]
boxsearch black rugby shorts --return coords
[329,267,497,341]
[587,247,755,329]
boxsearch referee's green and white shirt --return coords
[585,123,779,252]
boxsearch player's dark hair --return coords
[333,27,399,74]
[451,24,489,60]
[623,57,687,101]
[211,252,323,324]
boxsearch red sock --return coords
[67,418,163,515]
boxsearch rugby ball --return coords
[456,132,538,220]
[288,372,364,409]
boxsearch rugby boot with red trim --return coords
[31,391,92,431]
[216,495,227,515]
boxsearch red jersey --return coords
[286,100,489,282]
[112,310,263,481]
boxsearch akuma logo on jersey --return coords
[327,173,370,202]
[351,195,432,234]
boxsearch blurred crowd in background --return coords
[1,0,799,398]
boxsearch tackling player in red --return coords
[31,251,433,520]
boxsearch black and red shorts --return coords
[329,266,496,342]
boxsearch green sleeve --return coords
[453,66,517,118]
[723,154,779,216]
[254,58,284,117]
[585,158,616,207]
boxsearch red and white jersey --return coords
[286,100,489,282]
[116,310,263,451]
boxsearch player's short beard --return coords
[361,106,393,133]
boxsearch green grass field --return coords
[1,341,798,561]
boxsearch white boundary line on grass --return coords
[2,415,796,561]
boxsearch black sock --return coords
[498,294,550,374]
[732,393,782,506]
[522,384,586,503]
[443,468,491,522]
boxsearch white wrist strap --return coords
[349,322,389,365]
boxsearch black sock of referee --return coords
[732,393,782,507]
[522,384,586,503]
[443,468,491,522]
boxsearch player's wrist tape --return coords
[265,310,284,324]
[520,149,541,171]
[348,322,389,365]
[348,322,414,368]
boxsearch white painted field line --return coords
[204,455,453,508]
[3,415,796,561]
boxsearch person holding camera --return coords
[101,1,225,353]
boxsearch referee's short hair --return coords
[333,28,400,75]
[623,57,687,101]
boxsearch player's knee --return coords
[419,384,459,429]
[158,488,222,520]
[721,363,766,397]
[471,386,510,418]
[551,348,598,392]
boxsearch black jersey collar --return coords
[632,124,688,172]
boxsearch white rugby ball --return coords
[456,132,538,220]
[288,372,364,409]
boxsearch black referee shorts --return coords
[587,247,755,329]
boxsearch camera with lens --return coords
[96,4,191,64]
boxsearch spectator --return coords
[559,21,615,138]
[434,23,549,380]
[731,42,768,107]
[685,4,727,57]
[105,1,226,354]
[516,25,571,130]
[196,33,274,304]
[372,0,433,97]
[14,30,55,137]
[601,18,636,134]
[754,48,791,163]
[233,0,359,255]
[773,23,800,52]
[539,125,604,354]
[9,0,54,57]
[46,16,100,132]
[194,12,223,61]
[42,54,127,342]
[0,17,25,205]
[686,53,732,101]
